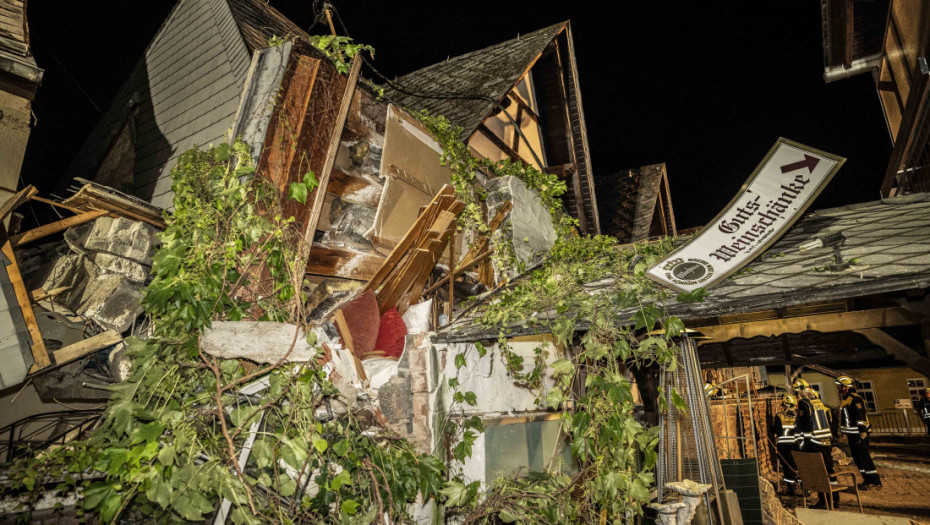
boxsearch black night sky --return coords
[22,1,890,229]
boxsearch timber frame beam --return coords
[691,306,925,343]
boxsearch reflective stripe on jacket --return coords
[840,393,870,435]
[774,412,797,445]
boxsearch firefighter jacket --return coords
[772,411,797,445]
[840,392,870,435]
[796,397,832,446]
[917,397,930,421]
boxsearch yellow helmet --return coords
[835,376,855,388]
[792,378,809,391]
[782,394,797,408]
[704,383,719,397]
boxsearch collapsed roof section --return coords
[438,192,930,342]
[384,22,601,235]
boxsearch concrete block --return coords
[486,175,556,280]
[201,321,319,363]
[90,252,149,283]
[65,217,157,265]
[78,274,144,333]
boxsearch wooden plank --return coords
[331,310,368,380]
[52,330,122,367]
[363,185,454,293]
[29,286,71,303]
[427,211,456,240]
[378,248,432,314]
[11,209,107,246]
[299,55,363,254]
[692,307,925,343]
[29,195,85,215]
[306,245,384,281]
[446,226,455,319]
[460,201,512,267]
[0,185,37,222]
[0,225,50,370]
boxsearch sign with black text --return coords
[647,138,845,293]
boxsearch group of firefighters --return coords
[771,376,881,508]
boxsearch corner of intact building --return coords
[0,0,42,213]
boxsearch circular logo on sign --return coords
[666,258,714,285]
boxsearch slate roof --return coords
[383,22,566,136]
[64,0,308,210]
[436,192,930,342]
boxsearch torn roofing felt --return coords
[435,192,930,342]
[383,22,567,137]
[62,0,309,210]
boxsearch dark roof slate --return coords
[228,0,311,51]
[383,22,566,136]
[436,193,930,342]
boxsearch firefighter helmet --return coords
[782,394,797,408]
[835,376,855,388]
[704,383,720,397]
[792,378,810,391]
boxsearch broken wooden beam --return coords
[306,245,384,281]
[0,185,37,222]
[329,314,367,381]
[364,185,454,293]
[0,224,50,370]
[52,330,122,367]
[11,209,108,246]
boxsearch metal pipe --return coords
[823,53,883,83]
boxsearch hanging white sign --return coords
[647,138,845,293]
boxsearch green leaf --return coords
[463,391,477,406]
[331,469,352,491]
[676,287,708,304]
[499,509,519,523]
[475,341,487,357]
[146,475,173,509]
[229,405,257,428]
[439,479,467,507]
[664,316,686,339]
[213,143,232,162]
[131,421,164,445]
[99,493,122,523]
[332,439,350,457]
[550,358,574,377]
[546,386,564,408]
[251,439,273,469]
[288,181,308,205]
[303,171,318,191]
[279,475,297,497]
[158,444,176,466]
[455,353,466,369]
[671,389,688,413]
[340,499,360,516]
[312,436,328,454]
[447,378,460,389]
[453,391,464,404]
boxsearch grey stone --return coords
[77,274,144,333]
[90,252,149,284]
[201,321,319,363]
[377,374,412,423]
[65,217,157,265]
[486,175,556,280]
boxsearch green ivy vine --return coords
[0,141,444,524]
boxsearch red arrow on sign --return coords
[780,154,820,174]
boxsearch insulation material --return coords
[368,105,453,251]
[321,203,376,249]
[402,299,432,334]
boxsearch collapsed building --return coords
[0,1,689,522]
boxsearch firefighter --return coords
[836,376,881,489]
[915,387,930,435]
[772,394,799,494]
[704,382,721,399]
[794,379,838,507]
